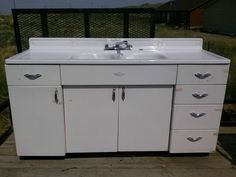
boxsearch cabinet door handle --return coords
[190,112,206,118]
[187,137,202,142]
[192,93,208,99]
[112,88,116,102]
[24,73,42,80]
[194,73,211,79]
[122,87,125,101]
[54,88,59,104]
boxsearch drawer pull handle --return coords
[112,88,116,102]
[24,74,42,80]
[194,73,211,79]
[192,93,208,99]
[187,137,202,142]
[190,112,206,118]
[113,72,125,77]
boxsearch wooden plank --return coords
[0,167,235,177]
[0,152,231,169]
[0,131,233,177]
[0,134,16,156]
[220,127,236,134]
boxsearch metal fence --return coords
[12,8,156,52]
[0,99,12,145]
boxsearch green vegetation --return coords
[0,15,16,101]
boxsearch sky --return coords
[0,0,169,14]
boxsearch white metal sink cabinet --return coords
[5,38,230,156]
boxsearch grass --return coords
[0,15,15,135]
[0,15,16,101]
[0,108,10,135]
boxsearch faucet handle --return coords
[104,44,109,50]
[126,44,132,50]
[123,40,128,44]
[115,40,127,45]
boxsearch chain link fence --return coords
[12,8,156,52]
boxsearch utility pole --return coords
[13,0,16,8]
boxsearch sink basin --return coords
[125,52,167,60]
[71,52,124,60]
[93,52,126,59]
[71,51,167,60]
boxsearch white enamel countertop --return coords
[5,38,230,64]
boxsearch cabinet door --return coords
[119,87,173,151]
[64,87,118,152]
[8,86,65,156]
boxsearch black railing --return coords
[0,99,12,145]
[12,8,156,53]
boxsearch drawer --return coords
[5,65,60,85]
[172,105,223,130]
[177,65,229,84]
[61,65,177,85]
[174,85,226,104]
[169,130,218,153]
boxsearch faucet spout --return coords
[104,40,132,55]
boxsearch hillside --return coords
[125,3,163,8]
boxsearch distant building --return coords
[157,0,211,29]
[203,0,236,36]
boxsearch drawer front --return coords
[172,105,223,130]
[174,85,226,104]
[61,65,177,85]
[5,65,60,85]
[169,130,218,153]
[177,65,229,84]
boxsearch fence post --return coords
[12,9,22,53]
[123,12,129,38]
[41,13,49,37]
[150,11,156,38]
[84,13,90,37]
[207,41,210,51]
[0,99,13,145]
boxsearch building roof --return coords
[158,0,211,11]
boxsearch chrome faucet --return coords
[104,40,132,55]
